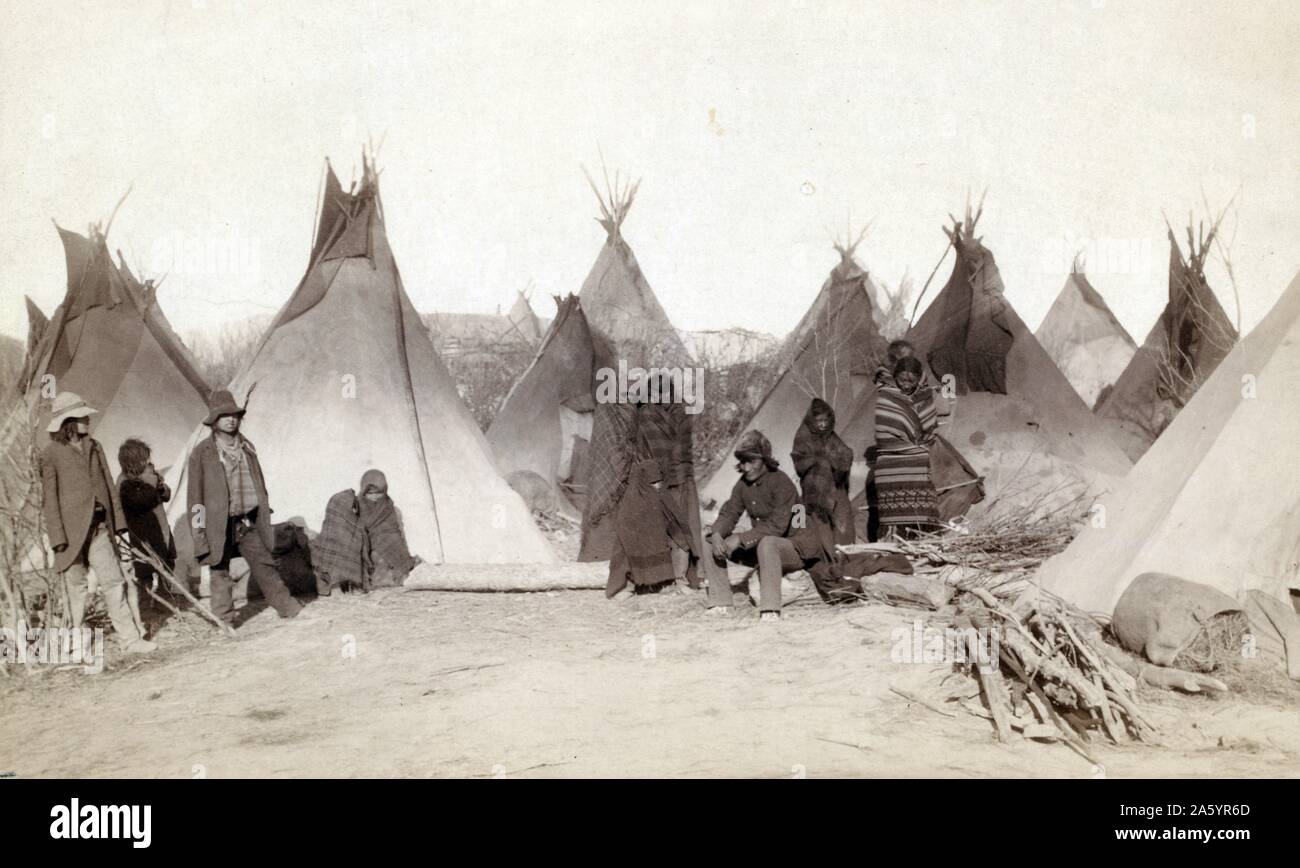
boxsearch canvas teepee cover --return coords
[166,160,555,565]
[23,296,49,361]
[905,214,1132,511]
[1095,229,1237,461]
[10,224,209,477]
[1036,270,1300,616]
[700,240,890,509]
[505,289,543,345]
[575,175,692,369]
[1035,263,1137,409]
[487,293,596,514]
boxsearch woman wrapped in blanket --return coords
[790,397,854,547]
[314,469,419,593]
[606,459,694,600]
[872,356,942,539]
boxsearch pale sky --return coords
[2,0,1297,348]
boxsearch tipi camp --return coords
[5,222,210,478]
[1095,226,1238,461]
[489,173,693,561]
[1036,269,1300,617]
[699,234,890,510]
[1035,261,1137,409]
[164,159,556,566]
[902,209,1133,512]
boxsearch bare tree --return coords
[186,316,270,389]
[692,335,780,474]
[0,398,59,632]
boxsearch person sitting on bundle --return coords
[704,430,825,622]
[313,469,419,594]
[606,459,694,601]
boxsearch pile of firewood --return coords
[949,586,1156,762]
[892,491,1090,590]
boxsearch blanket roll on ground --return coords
[1111,572,1240,666]
[402,561,607,591]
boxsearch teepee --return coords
[7,223,210,478]
[1036,270,1300,617]
[23,297,49,361]
[575,168,692,368]
[504,287,543,345]
[699,233,889,509]
[1095,226,1238,461]
[1035,261,1137,409]
[487,293,596,516]
[165,158,555,565]
[904,208,1132,512]
[875,272,916,341]
[491,172,694,560]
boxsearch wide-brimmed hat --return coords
[45,392,98,433]
[734,429,779,470]
[203,389,247,426]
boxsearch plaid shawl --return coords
[358,492,416,579]
[313,489,366,590]
[584,401,636,527]
[634,400,692,487]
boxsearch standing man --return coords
[40,392,155,653]
[631,375,705,591]
[186,390,303,625]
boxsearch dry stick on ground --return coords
[1092,672,1127,743]
[140,583,202,638]
[126,541,235,637]
[999,648,1100,766]
[814,736,873,754]
[1056,612,1155,734]
[956,614,1016,743]
[890,685,958,719]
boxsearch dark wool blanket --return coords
[313,487,417,592]
[358,493,416,581]
[790,398,854,544]
[313,489,367,590]
[607,460,693,596]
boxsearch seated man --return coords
[704,430,820,622]
[313,470,419,594]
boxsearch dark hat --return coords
[734,429,779,470]
[203,389,247,426]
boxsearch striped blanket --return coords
[874,386,941,532]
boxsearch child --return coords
[117,438,177,617]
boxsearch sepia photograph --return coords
[0,0,1297,828]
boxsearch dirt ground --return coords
[2,582,1299,779]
